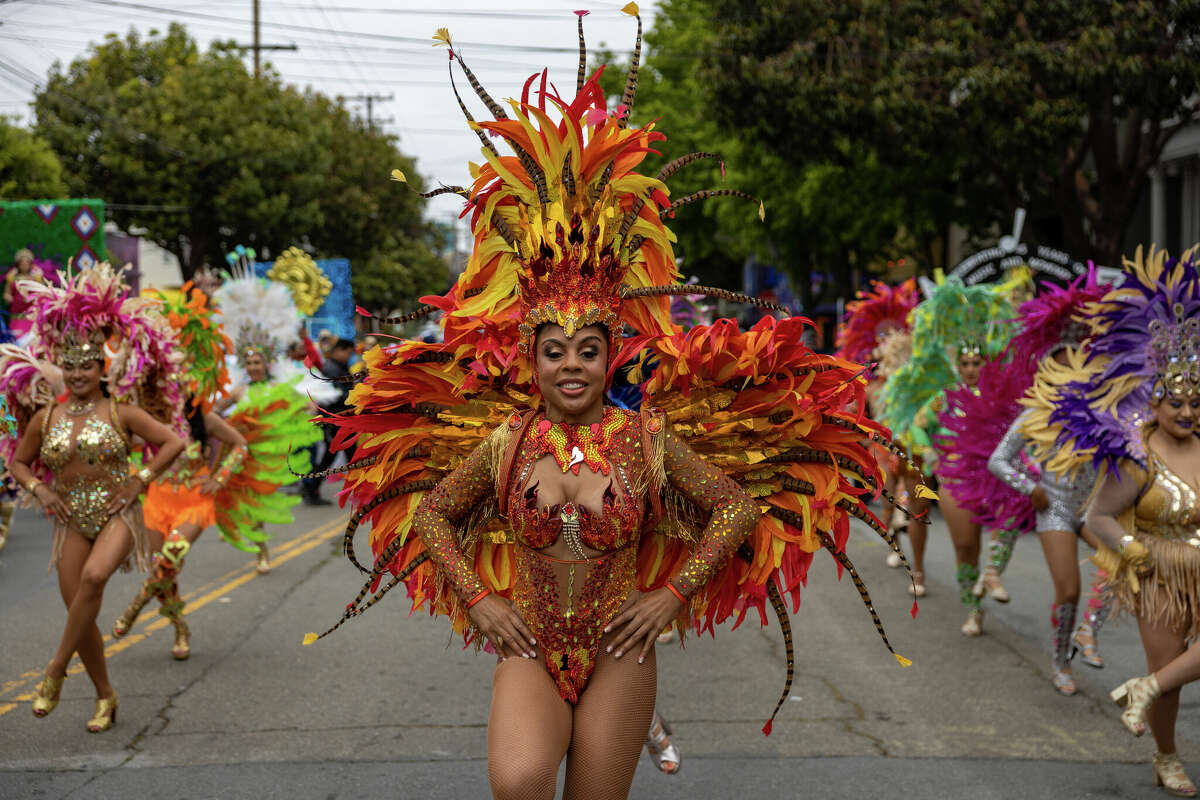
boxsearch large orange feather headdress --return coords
[377,5,778,384]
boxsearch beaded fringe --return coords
[1107,534,1200,642]
[49,503,150,574]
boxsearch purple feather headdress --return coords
[1036,246,1200,476]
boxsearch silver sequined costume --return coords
[987,409,1096,533]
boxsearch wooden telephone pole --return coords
[234,0,297,77]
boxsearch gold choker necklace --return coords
[66,399,96,417]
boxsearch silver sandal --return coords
[645,711,681,775]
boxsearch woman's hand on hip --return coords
[468,593,538,660]
[33,485,71,526]
[105,478,144,514]
[605,586,683,664]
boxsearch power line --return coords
[72,0,597,54]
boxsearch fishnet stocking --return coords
[487,636,657,800]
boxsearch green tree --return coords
[702,0,1200,267]
[595,0,942,309]
[33,23,445,308]
[0,117,68,199]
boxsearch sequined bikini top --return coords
[505,408,648,554]
[1135,454,1200,540]
[40,400,131,474]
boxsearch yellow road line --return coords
[0,516,347,716]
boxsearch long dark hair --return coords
[186,396,207,444]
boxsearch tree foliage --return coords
[0,117,68,200]
[33,23,446,308]
[702,0,1200,267]
[596,0,944,308]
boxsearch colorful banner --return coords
[0,198,106,270]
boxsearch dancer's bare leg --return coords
[1137,609,1189,755]
[47,520,132,695]
[53,530,112,695]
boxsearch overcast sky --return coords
[0,0,659,226]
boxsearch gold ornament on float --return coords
[267,246,332,317]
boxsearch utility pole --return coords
[346,93,394,130]
[232,0,298,77]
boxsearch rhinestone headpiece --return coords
[58,328,109,368]
[1149,302,1200,400]
[236,324,277,366]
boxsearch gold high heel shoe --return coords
[86,692,118,733]
[1111,674,1161,737]
[32,673,65,718]
[256,543,271,574]
[172,618,190,661]
[1154,752,1198,797]
[112,584,152,638]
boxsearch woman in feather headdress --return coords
[940,272,1111,695]
[301,9,921,800]
[2,264,185,733]
[108,284,248,659]
[882,273,1014,635]
[1026,247,1200,796]
[211,261,324,574]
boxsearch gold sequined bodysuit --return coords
[412,407,759,703]
[38,399,148,570]
[1107,450,1200,639]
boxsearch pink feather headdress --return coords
[17,263,184,431]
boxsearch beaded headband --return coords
[1150,302,1200,400]
[57,329,108,368]
[236,324,278,367]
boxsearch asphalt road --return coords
[0,496,1195,799]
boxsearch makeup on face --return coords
[535,324,608,424]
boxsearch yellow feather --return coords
[390,169,407,183]
[894,653,913,668]
[622,2,639,16]
[915,484,938,500]
[432,28,451,48]
[302,632,318,646]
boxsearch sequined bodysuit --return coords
[1094,437,1200,640]
[40,402,133,539]
[412,407,759,703]
[989,408,1097,532]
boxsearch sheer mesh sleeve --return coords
[410,437,496,603]
[661,425,760,598]
[988,409,1038,496]
[1084,461,1146,550]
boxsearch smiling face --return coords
[1154,393,1200,441]
[245,352,269,383]
[957,352,984,387]
[535,323,608,424]
[62,358,104,401]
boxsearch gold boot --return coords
[86,692,118,733]
[1112,674,1162,737]
[256,543,271,574]
[31,673,65,718]
[171,618,190,660]
[112,584,152,638]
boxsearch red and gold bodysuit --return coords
[412,406,759,703]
